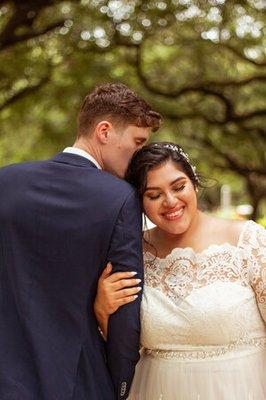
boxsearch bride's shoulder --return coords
[208,216,248,246]
[212,218,265,252]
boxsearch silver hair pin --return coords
[153,143,199,182]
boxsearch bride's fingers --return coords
[112,278,142,290]
[100,262,112,280]
[115,295,139,307]
[114,286,142,299]
[107,271,138,283]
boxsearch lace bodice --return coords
[140,220,266,354]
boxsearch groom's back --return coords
[0,153,136,400]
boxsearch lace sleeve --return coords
[244,222,266,322]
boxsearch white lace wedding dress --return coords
[128,220,266,400]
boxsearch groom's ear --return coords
[95,121,113,144]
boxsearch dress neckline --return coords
[144,220,254,261]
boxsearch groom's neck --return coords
[72,138,104,169]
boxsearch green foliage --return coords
[0,0,265,217]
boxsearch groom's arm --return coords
[106,188,144,400]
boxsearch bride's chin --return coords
[165,226,187,235]
[157,221,189,235]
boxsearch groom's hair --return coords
[77,82,162,136]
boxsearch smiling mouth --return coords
[163,207,185,221]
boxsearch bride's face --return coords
[143,160,198,235]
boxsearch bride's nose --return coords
[163,192,178,208]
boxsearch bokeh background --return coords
[0,0,265,223]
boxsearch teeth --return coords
[165,208,183,218]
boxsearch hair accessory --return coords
[153,143,199,183]
[191,165,199,183]
[153,143,189,161]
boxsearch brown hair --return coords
[77,82,162,136]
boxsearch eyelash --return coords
[174,185,185,192]
[148,185,186,200]
[148,195,160,200]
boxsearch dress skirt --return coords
[128,346,266,400]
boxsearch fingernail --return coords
[130,272,138,276]
[133,295,138,299]
[136,279,141,284]
[136,287,142,291]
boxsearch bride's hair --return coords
[125,141,201,199]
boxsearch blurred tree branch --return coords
[187,133,266,219]
[0,76,49,112]
[0,0,265,217]
[218,43,266,68]
[0,0,66,51]
[135,45,266,125]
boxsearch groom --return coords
[0,83,161,400]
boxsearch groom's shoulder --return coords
[0,159,45,177]
[96,170,136,197]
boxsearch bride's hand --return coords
[94,263,142,339]
[94,262,142,318]
[94,262,141,339]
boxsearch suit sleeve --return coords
[106,189,144,400]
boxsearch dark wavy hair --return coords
[125,141,201,198]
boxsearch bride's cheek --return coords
[143,203,158,225]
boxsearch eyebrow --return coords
[145,177,186,191]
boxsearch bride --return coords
[94,142,266,400]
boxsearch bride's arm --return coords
[94,262,142,338]
[248,223,266,323]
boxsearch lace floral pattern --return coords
[144,221,266,321]
[144,245,250,303]
[239,221,266,319]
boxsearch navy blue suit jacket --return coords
[0,152,144,400]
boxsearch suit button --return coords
[120,381,127,396]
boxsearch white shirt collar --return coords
[63,147,102,170]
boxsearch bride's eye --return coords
[147,193,161,200]
[173,185,185,192]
